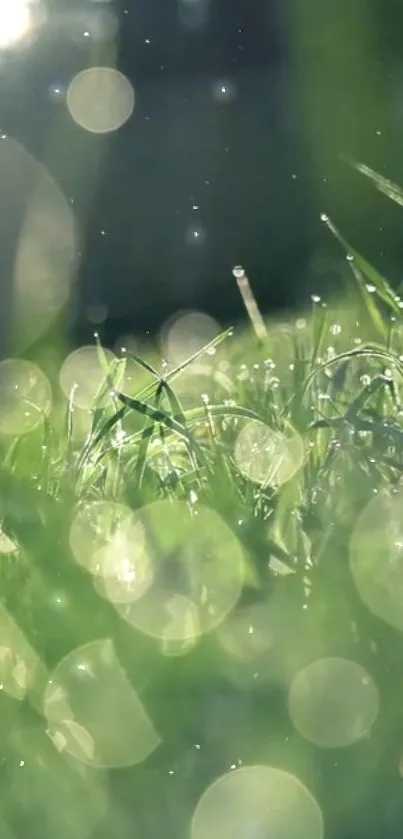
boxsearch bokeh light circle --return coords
[234,420,304,487]
[217,602,274,662]
[191,765,323,839]
[288,657,379,748]
[0,137,77,351]
[350,488,403,632]
[114,500,245,647]
[161,310,220,366]
[59,346,115,409]
[0,601,48,709]
[69,500,153,603]
[0,359,52,435]
[44,639,160,768]
[67,67,135,134]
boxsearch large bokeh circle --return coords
[191,765,323,839]
[109,500,245,647]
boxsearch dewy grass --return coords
[2,159,403,835]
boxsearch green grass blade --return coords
[322,214,399,315]
[311,304,329,368]
[182,403,266,426]
[123,351,161,381]
[114,390,202,453]
[343,155,403,209]
[135,381,164,488]
[83,329,234,464]
[135,327,234,403]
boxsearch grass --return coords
[2,158,403,837]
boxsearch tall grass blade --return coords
[322,214,399,316]
[343,155,403,209]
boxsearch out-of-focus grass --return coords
[2,160,403,838]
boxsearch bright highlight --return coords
[0,0,31,48]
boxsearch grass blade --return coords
[322,214,399,316]
[343,155,403,209]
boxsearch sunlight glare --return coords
[0,0,31,48]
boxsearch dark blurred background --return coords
[1,0,403,350]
